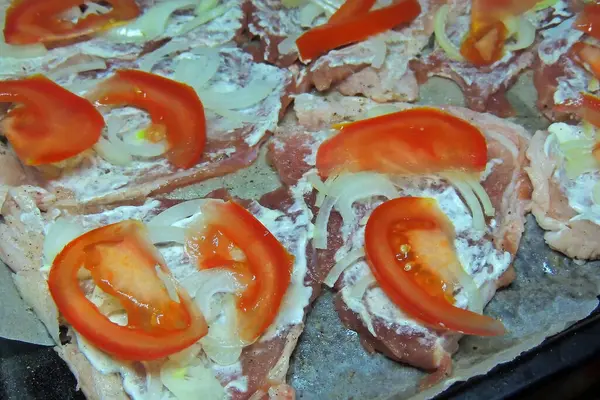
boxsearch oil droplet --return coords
[404,263,412,271]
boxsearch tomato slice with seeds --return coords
[364,197,505,336]
[4,0,140,45]
[328,0,376,24]
[315,107,487,179]
[460,0,539,65]
[575,2,600,41]
[185,200,294,343]
[89,70,206,169]
[49,220,208,360]
[296,0,420,62]
[571,42,600,80]
[0,75,104,166]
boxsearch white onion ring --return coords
[148,200,210,227]
[179,5,229,35]
[199,76,280,110]
[183,269,245,320]
[47,59,107,81]
[138,41,190,72]
[464,176,495,217]
[443,174,486,231]
[505,16,536,52]
[324,248,365,287]
[299,3,325,27]
[93,137,133,166]
[433,5,465,62]
[43,218,84,264]
[148,226,186,244]
[174,49,220,90]
[370,37,387,69]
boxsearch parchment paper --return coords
[1,74,599,400]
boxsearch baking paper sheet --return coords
[1,75,599,400]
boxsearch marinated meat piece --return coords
[269,93,531,381]
[526,126,600,259]
[244,0,443,102]
[0,183,314,399]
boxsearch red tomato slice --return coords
[89,70,207,169]
[0,75,104,165]
[575,2,600,40]
[460,0,539,65]
[315,107,487,178]
[49,220,208,360]
[364,197,506,336]
[579,92,600,128]
[328,0,376,24]
[296,0,421,62]
[571,42,600,80]
[4,0,140,45]
[185,200,294,343]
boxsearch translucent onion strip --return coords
[148,226,186,244]
[104,0,198,43]
[174,48,220,90]
[43,218,84,264]
[299,3,325,27]
[94,137,133,166]
[433,5,465,62]
[464,176,495,216]
[179,5,229,35]
[46,59,107,81]
[349,273,376,300]
[313,172,398,249]
[148,199,209,227]
[199,76,280,110]
[324,248,365,287]
[139,41,190,72]
[155,266,180,303]
[278,33,301,55]
[443,174,486,231]
[370,37,387,69]
[504,16,536,52]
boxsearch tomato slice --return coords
[296,0,421,62]
[185,200,294,343]
[460,0,539,65]
[571,42,600,80]
[328,0,376,24]
[49,220,208,360]
[579,92,600,128]
[89,70,207,169]
[315,107,487,178]
[0,75,104,166]
[364,197,505,336]
[4,0,140,45]
[575,2,600,40]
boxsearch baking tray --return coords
[2,304,600,400]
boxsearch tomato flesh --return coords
[185,200,294,343]
[575,3,600,40]
[0,75,104,165]
[49,220,208,360]
[570,42,600,80]
[89,70,207,169]
[364,197,505,336]
[580,92,600,128]
[315,107,487,178]
[328,0,376,24]
[460,0,539,65]
[296,0,420,62]
[4,0,140,45]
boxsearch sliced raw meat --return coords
[1,45,293,208]
[0,181,315,399]
[269,93,531,380]
[0,0,245,78]
[409,0,567,117]
[526,124,600,259]
[533,13,595,121]
[244,0,443,102]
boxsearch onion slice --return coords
[314,172,398,249]
[325,248,365,287]
[179,5,229,35]
[43,218,84,265]
[148,200,209,227]
[138,41,190,72]
[93,137,133,166]
[148,226,186,244]
[278,33,301,55]
[370,37,387,69]
[160,359,225,399]
[299,3,325,27]
[464,176,495,217]
[199,75,280,110]
[443,173,486,231]
[504,16,536,52]
[433,5,465,62]
[174,48,220,91]
[182,269,245,320]
[46,60,107,81]
[104,0,198,43]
